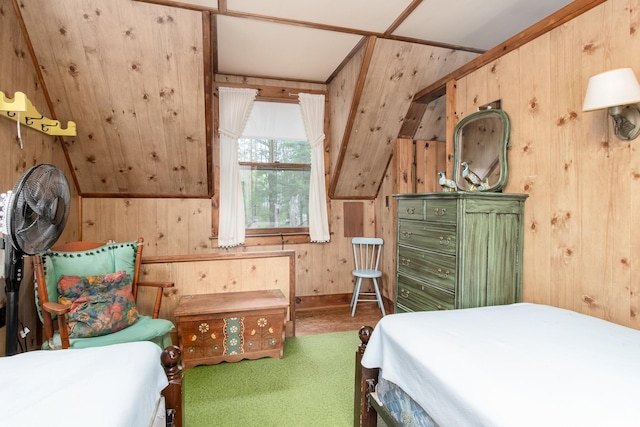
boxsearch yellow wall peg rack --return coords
[0,91,76,136]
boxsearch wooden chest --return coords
[174,289,288,368]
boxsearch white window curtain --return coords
[218,87,257,247]
[299,93,330,242]
[242,101,307,140]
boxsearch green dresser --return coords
[394,192,528,313]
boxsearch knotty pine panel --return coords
[327,43,365,174]
[516,33,553,306]
[0,0,79,354]
[19,0,207,196]
[416,140,446,193]
[607,0,636,324]
[332,39,478,198]
[413,96,447,141]
[81,197,376,299]
[394,138,415,194]
[140,255,293,326]
[374,159,396,302]
[454,0,640,328]
[547,17,583,314]
[82,198,213,255]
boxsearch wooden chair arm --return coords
[137,281,175,289]
[42,301,70,316]
[135,281,174,319]
[42,302,71,349]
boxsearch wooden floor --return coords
[295,301,391,336]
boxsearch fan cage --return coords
[6,164,70,255]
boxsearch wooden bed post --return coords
[355,326,378,427]
[161,345,183,427]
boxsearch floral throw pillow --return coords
[57,271,139,338]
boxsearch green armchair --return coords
[33,237,174,350]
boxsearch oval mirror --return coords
[453,109,510,192]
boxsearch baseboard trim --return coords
[295,293,392,312]
[295,293,352,311]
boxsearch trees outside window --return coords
[238,138,310,232]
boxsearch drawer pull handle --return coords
[405,207,415,214]
[439,236,452,245]
[436,268,449,279]
[400,288,410,298]
[434,208,447,216]
[402,231,412,238]
[400,257,412,267]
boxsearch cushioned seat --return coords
[42,316,174,350]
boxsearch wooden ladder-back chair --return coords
[33,237,175,350]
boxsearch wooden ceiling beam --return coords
[203,11,214,196]
[328,36,377,199]
[384,0,422,36]
[133,0,482,54]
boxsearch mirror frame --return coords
[452,109,510,192]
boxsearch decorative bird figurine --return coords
[438,171,457,192]
[461,162,489,191]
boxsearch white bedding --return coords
[0,341,168,427]
[361,303,640,427]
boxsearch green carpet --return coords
[184,330,360,427]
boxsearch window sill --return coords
[210,233,311,247]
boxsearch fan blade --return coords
[6,164,70,255]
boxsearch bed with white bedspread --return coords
[1,341,170,427]
[356,303,640,427]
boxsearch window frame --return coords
[239,140,311,233]
[211,83,330,247]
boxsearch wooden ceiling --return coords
[3,0,587,199]
[139,0,573,83]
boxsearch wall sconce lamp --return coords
[583,68,640,140]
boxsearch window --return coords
[239,138,310,232]
[216,88,328,247]
[239,101,310,235]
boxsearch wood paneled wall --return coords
[81,197,377,300]
[79,72,379,304]
[331,38,477,198]
[139,252,295,332]
[0,0,79,354]
[374,138,447,302]
[453,0,640,328]
[18,0,209,196]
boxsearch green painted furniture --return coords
[394,192,527,313]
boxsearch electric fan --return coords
[0,164,70,356]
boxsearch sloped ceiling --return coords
[178,0,573,83]
[8,0,575,198]
[17,0,208,196]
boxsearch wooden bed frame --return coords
[161,345,184,427]
[354,326,401,427]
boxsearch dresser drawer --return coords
[397,199,425,220]
[425,199,456,223]
[398,220,456,255]
[396,274,454,312]
[397,245,456,292]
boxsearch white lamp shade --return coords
[583,68,640,111]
